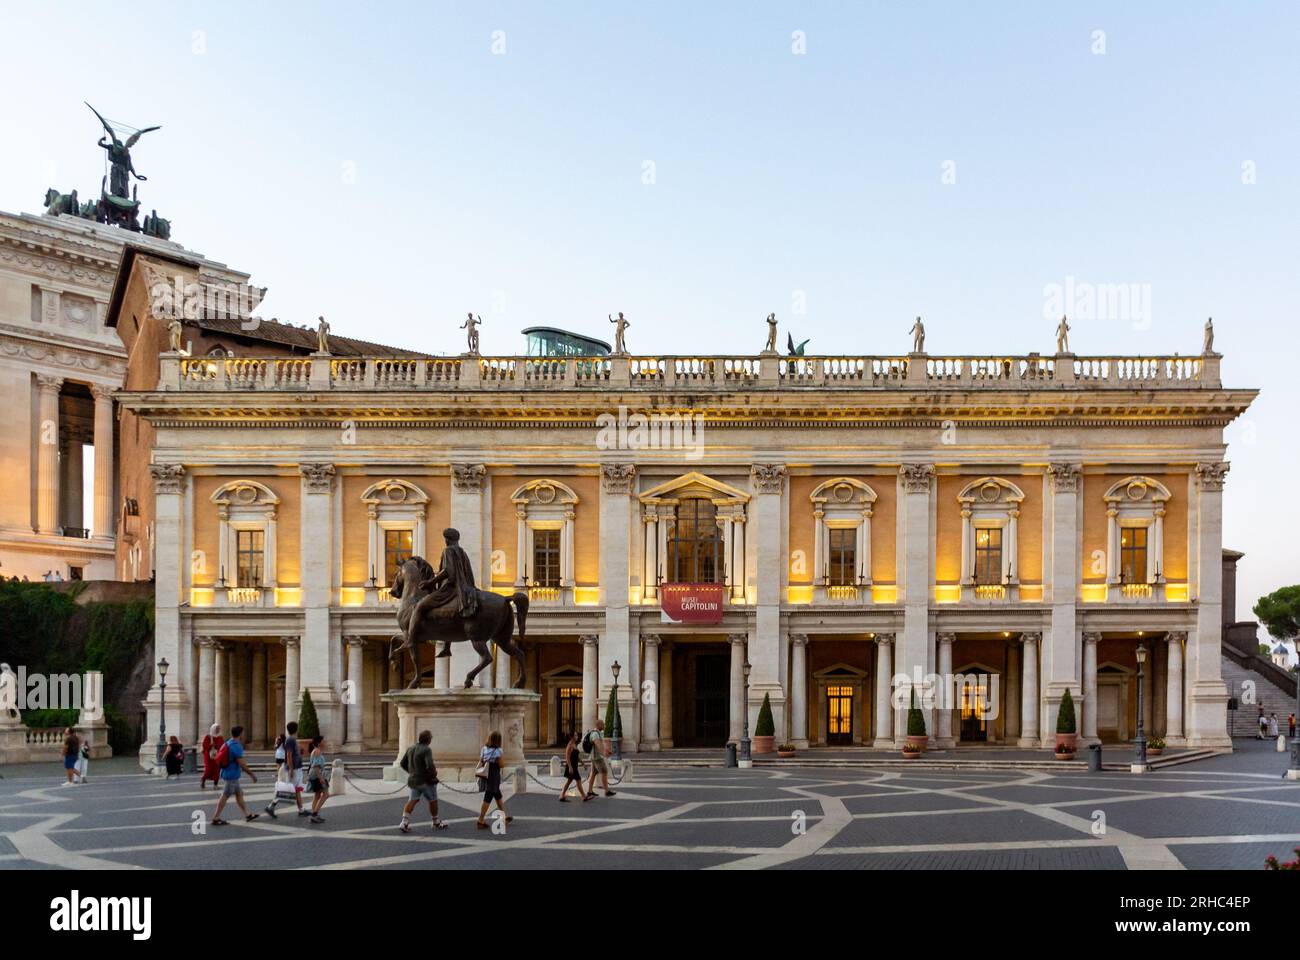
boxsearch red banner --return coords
[660,583,725,624]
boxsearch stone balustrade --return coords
[161,351,1220,392]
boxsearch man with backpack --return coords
[265,721,307,819]
[398,729,447,832]
[211,725,259,825]
[583,719,617,799]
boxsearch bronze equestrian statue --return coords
[388,528,529,689]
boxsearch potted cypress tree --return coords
[604,687,622,757]
[753,693,776,754]
[1055,689,1077,758]
[298,689,320,740]
[904,687,928,754]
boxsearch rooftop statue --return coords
[764,312,778,353]
[388,529,529,689]
[86,102,159,200]
[461,313,482,355]
[787,332,810,356]
[1056,315,1071,354]
[316,316,331,354]
[1203,317,1215,354]
[609,311,630,354]
[910,316,926,354]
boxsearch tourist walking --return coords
[584,719,617,798]
[201,724,224,789]
[306,736,330,823]
[211,725,259,825]
[266,721,306,819]
[164,735,185,779]
[1268,714,1279,738]
[75,738,91,783]
[476,730,512,830]
[60,728,80,785]
[399,729,447,832]
[1290,714,1296,738]
[559,730,591,802]
[1257,709,1268,740]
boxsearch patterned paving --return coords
[1,744,1296,870]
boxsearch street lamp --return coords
[739,660,753,769]
[1289,651,1300,781]
[155,657,170,767]
[1132,644,1148,773]
[610,660,622,761]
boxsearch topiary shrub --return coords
[755,692,775,737]
[297,689,320,739]
[1056,689,1077,735]
[906,686,927,737]
[604,687,622,740]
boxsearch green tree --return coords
[755,692,775,737]
[1056,689,1077,734]
[906,686,927,737]
[1254,586,1300,642]
[297,688,320,739]
[604,687,621,740]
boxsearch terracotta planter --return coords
[1055,733,1077,753]
[777,749,796,759]
[1147,748,1163,757]
[905,735,928,753]
[901,748,922,760]
[1054,751,1075,761]
[752,735,775,755]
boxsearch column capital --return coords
[600,463,636,493]
[195,635,216,648]
[280,635,301,649]
[35,373,64,392]
[451,463,487,492]
[1082,631,1102,644]
[789,632,809,647]
[874,632,895,646]
[149,463,186,495]
[579,634,599,648]
[1020,631,1041,646]
[1165,630,1187,644]
[936,631,956,645]
[1195,462,1230,490]
[89,383,115,403]
[300,463,336,492]
[641,633,661,649]
[899,463,934,492]
[750,463,786,494]
[344,635,365,648]
[1047,462,1081,492]
[727,633,748,647]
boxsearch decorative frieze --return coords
[451,463,486,492]
[149,463,185,495]
[750,463,786,494]
[600,463,636,493]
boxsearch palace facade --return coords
[112,256,1256,761]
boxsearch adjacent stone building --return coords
[112,255,1256,763]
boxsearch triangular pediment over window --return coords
[640,471,750,504]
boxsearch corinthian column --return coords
[35,375,62,533]
[790,634,809,749]
[1082,632,1100,743]
[1018,632,1040,747]
[872,633,894,747]
[91,385,114,540]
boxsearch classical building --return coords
[0,208,257,581]
[112,258,1255,761]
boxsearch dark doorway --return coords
[826,685,854,745]
[557,686,581,745]
[673,645,730,747]
[959,672,992,742]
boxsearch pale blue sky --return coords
[4,2,1297,634]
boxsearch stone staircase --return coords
[1221,654,1295,739]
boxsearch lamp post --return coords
[1288,649,1300,781]
[738,660,753,768]
[1132,644,1148,773]
[155,657,169,767]
[610,660,622,761]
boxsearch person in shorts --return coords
[266,721,306,818]
[60,728,80,786]
[306,735,330,823]
[399,729,447,832]
[212,725,259,825]
[584,719,616,798]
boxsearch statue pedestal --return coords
[0,724,30,764]
[381,687,540,782]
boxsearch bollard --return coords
[331,759,345,795]
[725,743,738,768]
[620,759,633,784]
[184,746,198,774]
[549,756,563,777]
[1279,734,1288,753]
[515,764,527,794]
[1088,742,1103,772]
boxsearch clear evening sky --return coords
[3,2,1296,640]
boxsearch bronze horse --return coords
[388,557,529,689]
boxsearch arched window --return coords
[667,499,723,583]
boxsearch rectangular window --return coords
[384,528,413,585]
[1120,526,1148,583]
[236,529,264,588]
[827,528,856,586]
[667,499,723,583]
[532,528,561,588]
[974,527,1003,584]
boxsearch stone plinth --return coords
[381,687,540,781]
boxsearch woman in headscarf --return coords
[201,723,224,790]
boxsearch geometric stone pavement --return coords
[1,741,1296,870]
